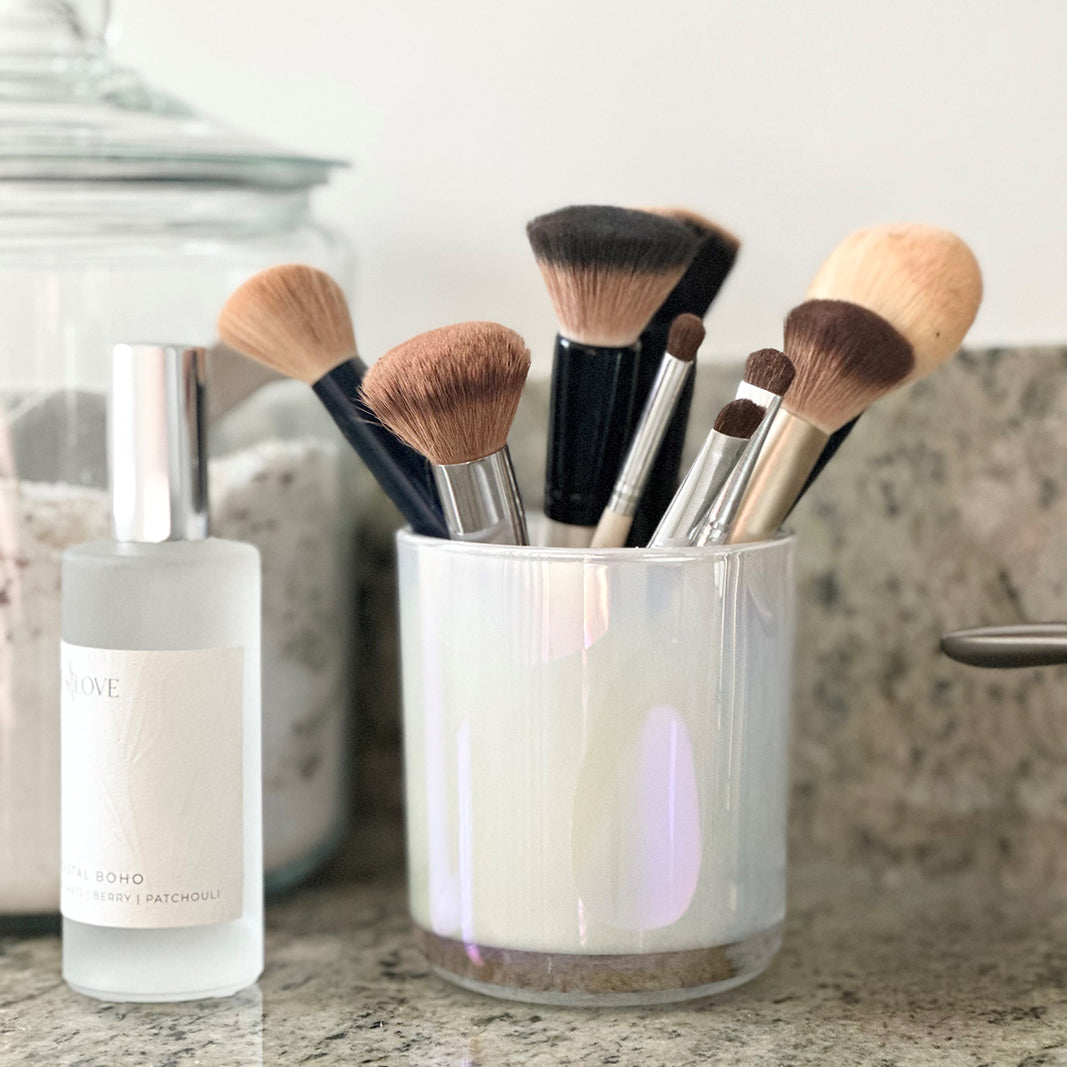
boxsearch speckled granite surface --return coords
[3,822,1067,1066]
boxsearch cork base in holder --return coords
[414,923,783,1007]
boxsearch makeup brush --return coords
[735,347,797,406]
[359,322,531,545]
[218,264,448,538]
[692,393,782,547]
[527,205,700,547]
[648,398,765,548]
[794,223,983,500]
[626,211,740,546]
[591,313,705,548]
[727,299,914,543]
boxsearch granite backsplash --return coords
[347,346,1067,887]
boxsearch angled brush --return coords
[218,264,448,538]
[728,300,914,543]
[795,223,983,501]
[626,209,740,545]
[360,322,530,545]
[591,313,705,548]
[649,398,764,548]
[527,205,700,546]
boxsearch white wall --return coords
[114,0,1067,373]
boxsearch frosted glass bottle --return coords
[61,539,262,1001]
[60,343,263,1001]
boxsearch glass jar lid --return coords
[0,0,345,187]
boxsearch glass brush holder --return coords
[396,530,795,1006]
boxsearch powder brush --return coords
[591,313,705,548]
[727,300,914,543]
[649,398,765,548]
[218,264,448,538]
[527,205,700,547]
[795,223,983,501]
[626,209,740,545]
[360,322,530,545]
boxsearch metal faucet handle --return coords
[940,623,1067,668]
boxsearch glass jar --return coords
[0,0,354,920]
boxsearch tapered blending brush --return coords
[590,313,705,548]
[526,205,700,547]
[735,347,796,406]
[218,264,448,538]
[795,223,983,500]
[648,398,765,548]
[727,300,914,543]
[359,322,530,545]
[626,210,740,546]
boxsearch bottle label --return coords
[60,643,245,929]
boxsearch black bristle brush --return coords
[526,205,700,547]
[626,209,740,546]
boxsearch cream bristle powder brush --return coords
[649,398,765,548]
[591,313,705,548]
[360,322,530,545]
[527,205,700,547]
[218,264,448,538]
[627,209,740,545]
[795,223,983,501]
[727,300,914,543]
[735,347,797,406]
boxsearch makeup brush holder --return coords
[397,529,795,1006]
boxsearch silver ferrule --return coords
[693,395,783,546]
[649,429,747,547]
[433,448,528,545]
[735,381,777,407]
[110,344,209,543]
[606,353,692,516]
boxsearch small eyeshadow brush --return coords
[360,322,530,545]
[218,264,448,538]
[591,313,705,548]
[526,205,700,547]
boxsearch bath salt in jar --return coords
[0,0,356,921]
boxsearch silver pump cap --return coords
[110,344,209,543]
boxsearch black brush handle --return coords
[544,336,639,528]
[626,318,695,546]
[786,415,859,517]
[313,360,448,538]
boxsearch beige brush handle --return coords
[727,411,828,543]
[590,508,632,549]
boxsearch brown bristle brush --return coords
[727,300,914,543]
[625,208,741,545]
[648,397,765,547]
[591,313,705,548]
[794,223,983,502]
[218,265,448,538]
[735,347,797,405]
[359,322,531,545]
[526,205,700,546]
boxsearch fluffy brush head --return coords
[743,348,796,396]
[359,322,530,466]
[643,207,740,324]
[217,264,356,384]
[666,313,705,363]
[713,398,765,439]
[526,205,700,347]
[805,222,982,379]
[783,300,914,433]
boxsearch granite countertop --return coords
[3,823,1067,1067]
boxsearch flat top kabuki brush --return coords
[794,223,983,502]
[527,205,700,547]
[727,299,914,543]
[218,264,448,538]
[360,322,530,545]
[627,208,740,545]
